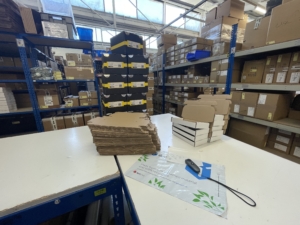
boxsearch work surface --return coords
[117,114,300,225]
[0,126,119,217]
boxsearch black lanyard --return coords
[185,159,256,207]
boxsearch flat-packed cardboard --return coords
[171,117,209,129]
[228,118,269,148]
[255,93,291,121]
[36,89,60,109]
[262,55,278,83]
[241,59,266,83]
[110,31,143,55]
[157,34,177,47]
[206,7,217,24]
[290,134,300,158]
[42,116,65,131]
[182,103,216,122]
[66,53,93,67]
[218,70,241,83]
[0,57,14,67]
[216,0,245,20]
[80,98,98,106]
[197,94,231,115]
[83,111,99,124]
[274,53,292,83]
[18,6,42,34]
[157,43,174,55]
[288,108,300,120]
[286,51,300,84]
[64,67,94,80]
[266,1,300,45]
[64,113,84,128]
[64,95,79,107]
[242,16,271,50]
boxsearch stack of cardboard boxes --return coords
[210,58,243,83]
[201,0,246,56]
[36,84,61,109]
[64,53,94,80]
[231,91,291,121]
[78,91,98,106]
[171,94,231,147]
[0,87,17,113]
[157,34,177,67]
[101,31,149,115]
[147,73,154,115]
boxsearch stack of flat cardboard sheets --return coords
[88,112,160,155]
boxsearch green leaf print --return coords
[193,199,200,202]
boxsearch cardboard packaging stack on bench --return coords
[87,112,160,155]
[171,94,231,147]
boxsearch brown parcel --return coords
[64,113,85,128]
[262,55,278,84]
[80,98,98,106]
[197,94,231,115]
[64,67,94,80]
[286,52,300,84]
[273,53,292,84]
[241,59,266,83]
[182,103,216,123]
[66,53,93,66]
[42,116,65,131]
[291,134,300,158]
[242,16,271,50]
[79,90,98,99]
[156,34,177,47]
[239,92,259,117]
[36,89,60,109]
[266,1,300,45]
[220,58,243,71]
[218,70,241,83]
[228,118,269,149]
[64,95,79,107]
[255,93,291,121]
[216,0,245,20]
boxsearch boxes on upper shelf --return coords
[127,55,149,75]
[64,95,79,107]
[65,53,93,67]
[36,89,60,109]
[102,54,127,74]
[101,74,127,94]
[42,116,65,131]
[127,93,147,112]
[274,53,292,84]
[216,0,245,20]
[157,34,177,47]
[266,0,300,45]
[102,93,127,114]
[127,74,148,93]
[241,59,266,83]
[110,31,143,55]
[64,67,94,80]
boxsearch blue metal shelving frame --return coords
[0,31,103,131]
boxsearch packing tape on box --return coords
[111,40,143,50]
[50,117,57,130]
[127,82,148,88]
[71,114,78,125]
[102,82,127,88]
[128,62,149,68]
[102,62,128,68]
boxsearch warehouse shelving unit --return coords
[0,31,103,132]
[153,24,300,135]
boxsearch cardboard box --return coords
[36,89,60,109]
[240,92,259,106]
[206,7,217,24]
[228,118,269,148]
[211,60,221,72]
[273,53,292,83]
[192,76,209,84]
[0,57,14,67]
[212,42,242,56]
[290,134,300,158]
[42,116,65,131]
[266,1,300,45]
[79,98,98,106]
[66,53,93,67]
[64,95,79,107]
[64,113,84,128]
[78,91,98,99]
[218,70,241,83]
[262,55,278,83]
[267,141,291,154]
[242,16,271,50]
[216,0,245,20]
[64,67,94,80]
[241,59,266,83]
[110,31,143,55]
[197,94,231,115]
[286,51,300,84]
[83,111,99,124]
[210,71,219,83]
[255,93,291,121]
[157,34,177,47]
[288,108,300,120]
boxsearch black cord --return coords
[207,177,256,207]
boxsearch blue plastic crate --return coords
[186,50,211,61]
[77,27,93,41]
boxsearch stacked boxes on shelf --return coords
[0,88,17,113]
[36,86,60,109]
[210,58,243,83]
[201,0,246,56]
[78,91,98,106]
[157,34,177,67]
[101,31,148,115]
[147,72,154,115]
[171,94,231,147]
[64,53,94,80]
[266,128,295,155]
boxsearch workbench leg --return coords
[113,178,125,225]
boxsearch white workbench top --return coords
[0,126,119,217]
[117,114,300,225]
